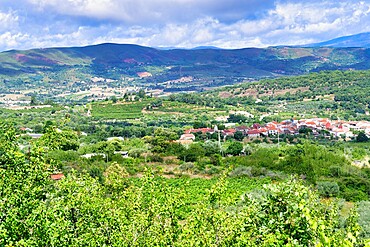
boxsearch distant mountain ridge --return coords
[1,44,370,76]
[1,33,370,92]
[303,32,370,48]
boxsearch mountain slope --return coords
[1,43,370,95]
[304,32,370,48]
[1,44,370,75]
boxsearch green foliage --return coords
[299,126,313,134]
[0,123,19,168]
[4,66,370,245]
[239,178,362,246]
[356,131,369,142]
[0,124,52,246]
[0,127,367,247]
[234,130,244,141]
[225,142,370,201]
[37,126,79,151]
[165,142,185,156]
[144,127,179,153]
[338,177,370,202]
[179,143,205,162]
[228,113,248,123]
[30,95,38,105]
[91,100,149,119]
[317,181,340,197]
[276,141,349,183]
[203,140,221,155]
[104,162,129,192]
[357,201,370,239]
[352,147,367,160]
[225,141,243,156]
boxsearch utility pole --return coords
[277,116,280,147]
[218,130,221,149]
[216,125,222,155]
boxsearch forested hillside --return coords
[169,70,370,121]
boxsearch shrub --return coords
[329,165,342,177]
[88,167,104,183]
[47,150,80,162]
[148,154,163,163]
[356,131,369,142]
[178,162,194,172]
[238,178,361,246]
[357,201,370,239]
[317,181,340,197]
[230,166,253,177]
[203,165,221,175]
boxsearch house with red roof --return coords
[266,125,279,135]
[50,173,64,181]
[222,128,237,138]
[252,123,261,129]
[185,127,214,134]
[247,129,261,138]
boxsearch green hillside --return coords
[1,44,370,96]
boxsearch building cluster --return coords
[180,118,370,142]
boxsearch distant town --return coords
[181,118,370,143]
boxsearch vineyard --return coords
[91,100,150,119]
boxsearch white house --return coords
[180,134,196,141]
[107,136,125,142]
[81,153,106,159]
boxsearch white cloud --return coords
[0,32,30,51]
[25,0,274,24]
[0,11,19,32]
[2,0,370,51]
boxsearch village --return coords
[180,118,370,143]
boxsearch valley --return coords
[3,0,370,244]
[1,44,370,246]
[1,44,370,105]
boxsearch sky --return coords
[0,0,370,51]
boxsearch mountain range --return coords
[304,32,370,48]
[1,32,370,91]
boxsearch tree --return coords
[0,126,365,246]
[37,126,79,151]
[357,201,370,239]
[299,126,313,135]
[43,120,54,132]
[226,141,243,156]
[356,131,369,142]
[30,95,37,105]
[317,181,340,197]
[137,89,146,98]
[0,123,52,246]
[151,99,163,107]
[165,142,185,156]
[95,141,116,161]
[179,143,205,162]
[147,128,179,153]
[104,162,129,192]
[234,131,244,141]
[111,96,118,103]
[228,114,247,123]
[203,141,221,155]
[236,178,361,246]
[193,121,207,129]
